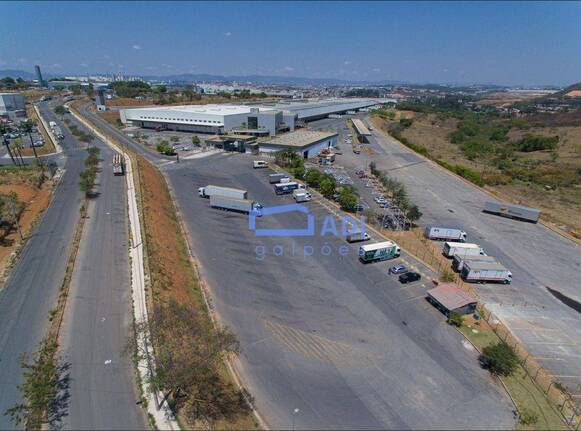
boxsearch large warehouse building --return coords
[119,98,382,136]
[0,93,26,116]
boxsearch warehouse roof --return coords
[427,284,477,311]
[124,104,276,116]
[261,130,337,148]
[352,118,371,136]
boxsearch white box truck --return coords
[198,185,247,200]
[49,121,57,128]
[453,255,497,272]
[359,241,400,263]
[293,189,311,202]
[346,229,371,243]
[443,242,485,258]
[484,200,540,223]
[425,226,467,242]
[269,173,288,184]
[210,195,262,216]
[253,160,268,169]
[461,261,512,284]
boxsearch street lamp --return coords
[292,408,300,431]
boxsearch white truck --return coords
[52,125,64,140]
[49,121,57,128]
[293,189,312,203]
[424,226,467,242]
[253,160,268,169]
[461,260,512,284]
[210,195,263,216]
[452,255,497,272]
[345,229,371,243]
[442,242,485,258]
[274,182,305,195]
[359,241,400,263]
[198,185,247,200]
[269,173,288,184]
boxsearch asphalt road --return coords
[162,153,515,430]
[0,103,85,429]
[57,112,147,429]
[311,115,581,400]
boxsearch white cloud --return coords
[80,62,89,68]
[223,31,232,37]
[283,66,294,72]
[132,44,142,50]
[344,60,352,65]
[103,54,111,59]
[372,67,381,73]
[50,63,62,69]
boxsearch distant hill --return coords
[549,82,581,98]
[0,69,37,80]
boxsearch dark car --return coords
[399,272,421,284]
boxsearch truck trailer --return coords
[359,241,400,263]
[198,185,247,200]
[346,229,371,243]
[293,189,312,203]
[210,195,262,216]
[461,260,512,284]
[269,173,289,184]
[425,226,467,242]
[452,255,497,272]
[483,200,540,223]
[443,242,485,258]
[112,153,125,176]
[274,182,305,195]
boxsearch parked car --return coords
[389,264,408,274]
[399,272,421,283]
[354,203,365,212]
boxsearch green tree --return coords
[338,189,358,212]
[447,311,463,327]
[191,135,201,146]
[54,105,66,116]
[406,204,422,222]
[318,177,336,199]
[306,169,323,187]
[3,192,24,240]
[156,140,175,155]
[481,342,518,376]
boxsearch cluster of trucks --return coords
[268,172,311,202]
[425,225,512,284]
[198,185,263,216]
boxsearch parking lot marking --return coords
[264,320,372,367]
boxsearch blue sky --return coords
[1,1,579,86]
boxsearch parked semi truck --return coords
[443,242,485,258]
[275,182,305,195]
[293,189,312,202]
[359,241,400,263]
[346,229,371,243]
[453,255,497,272]
[210,195,262,216]
[483,200,540,223]
[198,185,247,200]
[461,260,512,284]
[425,226,467,242]
[112,153,125,176]
[269,173,289,184]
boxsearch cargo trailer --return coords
[346,229,371,243]
[293,189,312,202]
[483,200,540,223]
[269,173,288,184]
[359,241,400,263]
[425,226,467,242]
[461,260,512,284]
[112,153,125,176]
[275,182,305,195]
[443,242,485,258]
[198,185,247,200]
[210,195,262,216]
[452,255,497,272]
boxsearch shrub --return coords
[481,342,519,376]
[399,118,414,128]
[156,140,175,155]
[518,408,539,426]
[447,311,463,327]
[515,134,559,152]
[338,189,358,212]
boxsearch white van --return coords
[253,160,269,169]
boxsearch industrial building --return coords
[253,130,338,158]
[0,93,26,117]
[119,98,384,136]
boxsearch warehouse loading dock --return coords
[427,283,478,316]
[256,129,338,158]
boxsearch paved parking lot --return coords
[162,153,515,430]
[310,116,581,402]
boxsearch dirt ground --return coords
[0,179,52,280]
[136,157,258,430]
[376,113,581,236]
[98,110,121,127]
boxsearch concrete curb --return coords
[367,116,581,246]
[70,108,180,431]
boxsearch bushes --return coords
[447,311,463,327]
[481,342,519,376]
[515,134,559,152]
[399,118,414,128]
[156,140,175,155]
[79,147,100,196]
[337,186,359,212]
